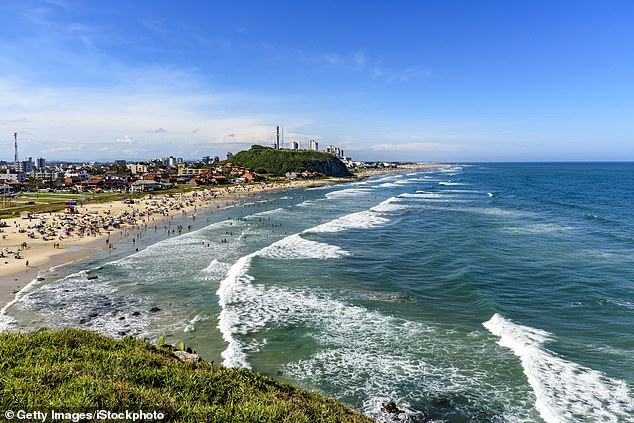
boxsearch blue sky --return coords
[1,0,633,162]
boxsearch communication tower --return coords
[14,132,18,165]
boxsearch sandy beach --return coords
[0,178,347,308]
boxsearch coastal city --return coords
[1,131,396,197]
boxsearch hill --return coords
[0,329,372,422]
[228,145,351,177]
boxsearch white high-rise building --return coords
[309,139,318,151]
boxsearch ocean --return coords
[1,163,633,422]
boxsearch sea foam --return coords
[260,234,349,260]
[483,313,634,423]
[308,210,389,233]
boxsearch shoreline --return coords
[0,178,347,309]
[0,164,440,309]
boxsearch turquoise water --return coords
[2,163,633,422]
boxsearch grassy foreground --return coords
[0,329,373,422]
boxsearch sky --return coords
[1,0,633,163]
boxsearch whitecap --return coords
[483,313,634,423]
[370,197,409,213]
[308,210,390,233]
[260,234,349,260]
[201,259,230,280]
[325,188,373,199]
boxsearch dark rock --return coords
[118,316,125,320]
[79,319,87,324]
[432,397,451,407]
[117,331,127,336]
[131,311,141,316]
[87,275,98,280]
[88,312,98,318]
[185,346,193,354]
[148,307,161,313]
[37,277,45,281]
[382,401,403,414]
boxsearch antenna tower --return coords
[14,132,18,165]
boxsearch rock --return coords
[185,346,193,354]
[118,316,125,320]
[87,275,98,280]
[88,312,98,318]
[174,350,201,363]
[131,311,141,316]
[382,401,403,414]
[37,277,45,281]
[79,319,87,324]
[148,307,161,313]
[117,331,127,336]
[432,397,451,406]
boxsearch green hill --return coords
[228,145,351,177]
[0,329,372,422]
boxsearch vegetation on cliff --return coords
[0,329,372,422]
[227,145,351,177]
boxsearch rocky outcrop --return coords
[173,350,202,363]
[310,158,350,177]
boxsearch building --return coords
[130,180,162,192]
[64,169,89,179]
[30,169,63,180]
[0,171,26,183]
[35,157,46,169]
[16,157,34,173]
[291,141,300,150]
[325,145,344,159]
[309,139,319,151]
[126,163,148,175]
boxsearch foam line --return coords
[483,313,634,423]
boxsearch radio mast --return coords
[14,132,18,165]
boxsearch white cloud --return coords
[295,48,431,83]
[116,135,136,144]
[369,142,466,152]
